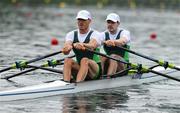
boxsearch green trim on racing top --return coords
[103,30,130,62]
[72,30,101,80]
[124,45,130,62]
[73,30,100,64]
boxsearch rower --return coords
[100,13,131,75]
[62,10,102,83]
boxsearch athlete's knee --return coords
[80,57,89,65]
[64,58,73,66]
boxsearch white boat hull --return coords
[0,66,179,101]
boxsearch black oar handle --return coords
[86,48,129,65]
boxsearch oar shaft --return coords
[0,67,12,73]
[28,65,63,74]
[26,51,62,64]
[2,68,36,79]
[87,49,129,65]
[174,66,180,71]
[118,46,158,62]
[150,70,180,82]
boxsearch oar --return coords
[116,46,180,71]
[2,66,63,80]
[27,65,63,74]
[1,65,62,80]
[1,55,75,80]
[0,51,62,73]
[102,67,133,78]
[86,48,180,82]
[1,68,36,79]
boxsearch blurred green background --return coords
[1,0,180,10]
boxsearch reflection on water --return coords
[62,89,129,113]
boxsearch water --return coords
[0,5,180,113]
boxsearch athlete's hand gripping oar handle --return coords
[1,55,75,80]
[116,46,180,71]
[0,51,62,73]
[86,48,180,82]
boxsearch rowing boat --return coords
[0,66,179,102]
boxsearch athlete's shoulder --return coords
[67,29,78,35]
[90,29,101,37]
[119,28,130,34]
[91,29,100,33]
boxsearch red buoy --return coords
[150,32,157,40]
[51,38,59,45]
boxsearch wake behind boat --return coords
[0,66,179,102]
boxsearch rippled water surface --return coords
[0,5,180,113]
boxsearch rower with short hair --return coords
[62,10,101,83]
[100,13,131,75]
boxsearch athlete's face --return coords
[107,20,119,34]
[77,19,91,31]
